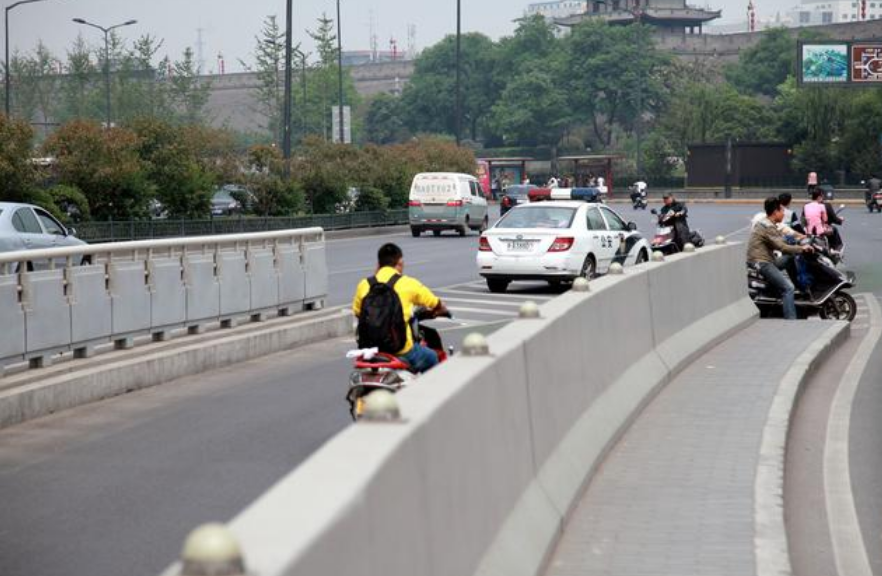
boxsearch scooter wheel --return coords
[819,292,857,322]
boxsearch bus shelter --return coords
[556,155,623,197]
[477,157,533,199]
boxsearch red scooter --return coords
[347,308,453,420]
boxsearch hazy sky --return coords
[7,0,792,73]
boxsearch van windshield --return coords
[496,206,576,229]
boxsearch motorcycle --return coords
[346,308,453,420]
[863,182,882,213]
[649,208,703,254]
[629,184,648,210]
[747,236,857,321]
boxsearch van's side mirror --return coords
[627,222,637,231]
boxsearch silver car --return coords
[0,202,86,253]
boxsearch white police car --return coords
[476,193,650,293]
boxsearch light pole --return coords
[72,17,137,128]
[283,0,293,169]
[5,0,53,118]
[335,0,345,144]
[455,0,461,146]
[293,48,308,140]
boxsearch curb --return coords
[754,320,851,576]
[0,308,354,429]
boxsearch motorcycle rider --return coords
[352,243,449,373]
[659,193,691,250]
[748,197,814,320]
[867,175,882,210]
[630,180,648,207]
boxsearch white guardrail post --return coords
[0,228,326,376]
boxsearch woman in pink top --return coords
[803,189,828,236]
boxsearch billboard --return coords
[798,40,882,85]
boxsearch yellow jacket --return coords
[352,266,440,355]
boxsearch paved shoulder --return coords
[543,320,836,576]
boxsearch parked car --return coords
[500,184,537,216]
[0,202,86,253]
[211,186,244,216]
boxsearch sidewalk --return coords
[543,319,844,576]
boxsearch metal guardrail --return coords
[0,228,328,374]
[73,210,409,243]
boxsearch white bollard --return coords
[180,523,245,576]
[608,262,624,275]
[462,332,490,356]
[683,243,696,253]
[715,235,727,245]
[362,390,401,421]
[519,301,541,319]
[652,251,665,262]
[571,277,591,292]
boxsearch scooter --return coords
[649,208,703,254]
[630,185,648,210]
[747,236,857,321]
[346,308,453,420]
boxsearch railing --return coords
[73,210,409,243]
[0,228,328,374]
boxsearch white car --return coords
[0,202,86,253]
[476,201,650,293]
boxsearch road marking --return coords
[824,293,880,576]
[329,259,434,276]
[438,287,555,300]
[446,306,516,317]
[438,296,527,308]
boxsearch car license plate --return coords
[507,241,533,251]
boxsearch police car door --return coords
[600,206,632,266]
[585,206,615,272]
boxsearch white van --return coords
[408,172,489,237]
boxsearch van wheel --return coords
[479,216,489,232]
[433,230,442,237]
[411,227,421,237]
[458,225,467,237]
[487,278,509,293]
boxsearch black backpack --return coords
[357,275,407,353]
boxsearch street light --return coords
[72,17,138,128]
[455,0,461,146]
[334,0,345,144]
[5,0,54,118]
[293,48,308,139]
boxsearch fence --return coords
[73,210,409,244]
[0,228,328,374]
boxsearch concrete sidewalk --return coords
[543,319,847,576]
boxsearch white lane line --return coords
[447,306,516,317]
[329,259,434,276]
[438,296,526,308]
[824,293,880,576]
[438,287,555,300]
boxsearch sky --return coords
[6,0,796,73]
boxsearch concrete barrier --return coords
[0,228,326,374]
[160,243,757,576]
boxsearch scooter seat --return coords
[355,354,410,370]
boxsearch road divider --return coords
[160,243,757,576]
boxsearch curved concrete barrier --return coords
[162,243,756,576]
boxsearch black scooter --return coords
[747,236,857,321]
[629,185,648,210]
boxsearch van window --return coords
[469,181,480,197]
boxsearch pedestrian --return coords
[807,171,818,195]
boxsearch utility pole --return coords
[455,0,462,146]
[283,0,293,172]
[335,0,345,144]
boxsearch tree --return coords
[170,47,211,124]
[773,77,844,175]
[364,94,407,144]
[246,16,285,144]
[58,35,101,123]
[490,62,568,148]
[0,114,39,202]
[401,33,500,141]
[42,120,153,219]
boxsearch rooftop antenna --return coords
[196,27,205,73]
[747,0,756,32]
[407,24,416,59]
[369,9,378,61]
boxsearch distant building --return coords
[526,0,589,20]
[555,0,721,34]
[785,0,882,25]
[341,50,402,67]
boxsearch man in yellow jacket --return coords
[352,243,448,372]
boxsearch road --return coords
[0,203,879,576]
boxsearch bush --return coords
[0,114,39,202]
[354,187,390,212]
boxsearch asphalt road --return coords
[0,203,879,576]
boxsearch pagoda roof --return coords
[555,6,721,26]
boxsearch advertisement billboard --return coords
[798,40,882,85]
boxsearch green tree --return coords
[401,33,500,140]
[364,94,407,144]
[58,35,101,122]
[490,62,568,148]
[724,28,827,97]
[773,77,844,175]
[246,16,285,143]
[170,47,211,124]
[0,114,39,202]
[42,119,154,219]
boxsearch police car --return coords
[476,189,650,293]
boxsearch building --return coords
[527,0,589,19]
[554,0,721,34]
[786,0,882,25]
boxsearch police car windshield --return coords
[496,206,575,229]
